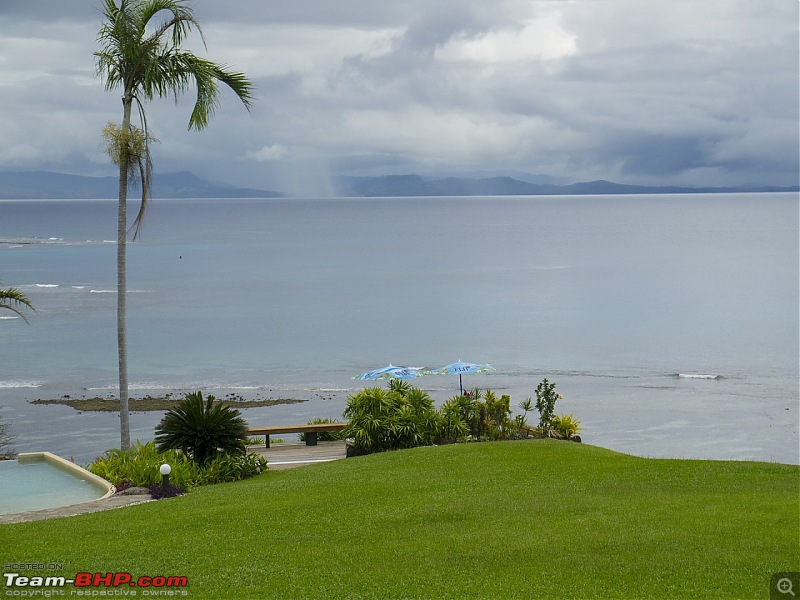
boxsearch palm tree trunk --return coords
[117,96,133,450]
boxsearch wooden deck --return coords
[248,440,347,471]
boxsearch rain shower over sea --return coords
[1,194,798,464]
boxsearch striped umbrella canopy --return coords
[428,360,495,394]
[354,364,425,381]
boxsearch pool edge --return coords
[17,452,116,499]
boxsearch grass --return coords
[2,440,798,599]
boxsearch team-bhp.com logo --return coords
[4,572,188,596]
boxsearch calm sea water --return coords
[1,194,798,464]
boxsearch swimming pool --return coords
[0,452,114,516]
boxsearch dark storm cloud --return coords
[1,0,797,191]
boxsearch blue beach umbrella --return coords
[429,360,495,394]
[354,364,425,381]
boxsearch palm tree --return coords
[95,0,253,449]
[0,282,34,323]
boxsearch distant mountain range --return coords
[0,170,286,199]
[334,174,799,197]
[0,170,796,199]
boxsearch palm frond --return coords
[137,0,200,46]
[0,283,35,324]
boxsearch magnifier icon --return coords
[778,578,796,596]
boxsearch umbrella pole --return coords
[459,374,463,396]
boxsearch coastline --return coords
[6,370,798,468]
[29,395,307,412]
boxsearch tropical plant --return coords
[552,413,582,439]
[478,390,518,440]
[388,378,413,395]
[0,406,17,459]
[88,440,267,489]
[437,398,471,442]
[342,385,439,453]
[439,393,480,441]
[154,391,249,464]
[342,387,396,452]
[194,452,267,484]
[534,378,561,432]
[95,0,254,450]
[517,397,534,429]
[0,282,34,323]
[89,441,200,488]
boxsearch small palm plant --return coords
[155,391,248,464]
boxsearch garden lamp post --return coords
[160,463,171,494]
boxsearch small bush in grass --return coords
[89,441,200,489]
[552,413,582,439]
[196,452,267,484]
[88,441,267,490]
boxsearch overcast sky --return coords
[1,0,798,194]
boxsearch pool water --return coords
[0,454,112,516]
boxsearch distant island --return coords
[0,170,287,200]
[0,169,796,199]
[333,174,798,197]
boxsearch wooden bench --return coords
[248,423,347,448]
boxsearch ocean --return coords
[1,194,798,464]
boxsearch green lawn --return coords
[2,440,798,599]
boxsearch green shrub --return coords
[439,390,520,442]
[436,399,470,442]
[552,413,582,438]
[342,384,439,453]
[534,378,561,432]
[341,381,577,453]
[154,391,249,464]
[88,441,267,489]
[88,441,202,489]
[299,418,344,442]
[195,452,268,484]
[478,391,519,440]
[342,387,395,451]
[439,394,479,441]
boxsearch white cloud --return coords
[436,13,577,63]
[248,144,290,162]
